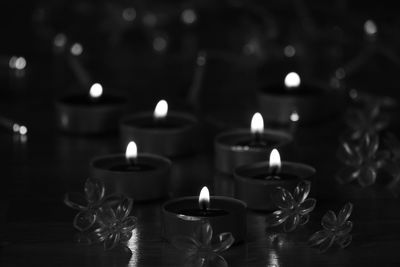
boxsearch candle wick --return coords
[254,132,261,144]
[127,157,138,166]
[267,165,281,180]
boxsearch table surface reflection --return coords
[1,65,400,267]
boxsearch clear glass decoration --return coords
[93,197,137,250]
[266,181,316,232]
[308,202,353,253]
[65,178,137,250]
[344,103,389,141]
[171,220,234,267]
[337,133,388,187]
[64,178,107,231]
[382,133,400,194]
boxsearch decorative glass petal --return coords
[267,181,315,232]
[172,221,232,267]
[309,202,353,253]
[271,187,295,210]
[84,178,105,204]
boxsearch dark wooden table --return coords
[1,61,400,267]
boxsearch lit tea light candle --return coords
[177,187,228,217]
[55,82,126,134]
[234,149,315,211]
[90,140,171,201]
[214,112,292,174]
[258,72,344,124]
[162,186,246,244]
[120,100,198,157]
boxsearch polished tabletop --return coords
[1,45,400,267]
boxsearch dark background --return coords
[1,1,400,266]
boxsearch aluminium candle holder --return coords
[234,161,315,211]
[120,111,198,157]
[90,153,171,202]
[214,129,293,174]
[56,93,126,134]
[162,196,247,244]
[257,82,344,124]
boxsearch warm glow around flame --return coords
[284,72,301,89]
[154,100,168,119]
[269,148,281,173]
[89,83,103,99]
[251,112,264,134]
[199,186,210,210]
[126,141,138,161]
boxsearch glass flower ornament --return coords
[171,220,234,267]
[343,104,389,142]
[382,133,400,194]
[93,196,137,250]
[308,202,353,253]
[337,133,388,186]
[266,181,316,232]
[64,178,108,231]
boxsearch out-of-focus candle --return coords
[120,100,198,157]
[56,82,126,134]
[90,140,171,201]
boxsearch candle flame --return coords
[251,112,264,134]
[126,141,138,161]
[89,83,103,99]
[269,149,281,173]
[154,99,168,119]
[284,72,301,89]
[199,186,210,210]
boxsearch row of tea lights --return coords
[57,72,323,243]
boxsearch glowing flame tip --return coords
[154,99,168,119]
[269,149,281,173]
[199,186,210,210]
[126,141,138,160]
[251,112,264,133]
[284,72,301,89]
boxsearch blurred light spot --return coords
[70,43,83,56]
[13,123,20,133]
[197,51,207,66]
[290,111,299,122]
[364,20,377,36]
[181,9,197,25]
[284,45,296,57]
[122,7,136,22]
[330,77,341,89]
[349,89,358,99]
[9,56,27,70]
[61,114,69,127]
[335,68,346,79]
[19,125,27,135]
[143,13,157,27]
[243,38,261,55]
[54,33,67,48]
[153,36,167,52]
